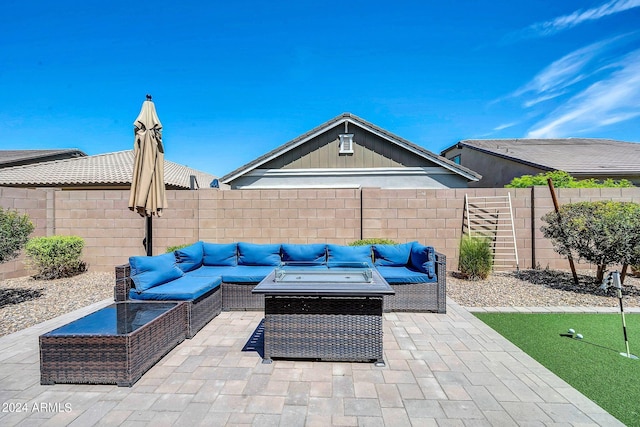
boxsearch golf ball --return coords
[568,329,575,334]
[576,334,583,339]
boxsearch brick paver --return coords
[0,299,625,426]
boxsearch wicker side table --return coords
[40,301,187,387]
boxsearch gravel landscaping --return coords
[0,271,113,337]
[1,267,639,337]
[448,268,640,308]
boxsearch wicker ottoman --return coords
[40,301,187,387]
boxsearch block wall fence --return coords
[2,186,640,279]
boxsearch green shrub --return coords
[541,201,640,282]
[167,243,193,253]
[0,207,35,263]
[348,238,397,246]
[506,170,635,188]
[458,235,493,280]
[25,236,87,279]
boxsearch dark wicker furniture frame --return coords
[40,302,187,387]
[115,265,222,338]
[263,295,385,364]
[384,252,447,313]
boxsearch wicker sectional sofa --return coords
[114,241,446,338]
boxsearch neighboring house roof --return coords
[443,138,640,176]
[221,113,481,184]
[0,149,86,168]
[0,150,217,189]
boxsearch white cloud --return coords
[528,0,640,36]
[513,37,619,105]
[526,49,640,138]
[493,122,517,131]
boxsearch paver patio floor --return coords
[0,299,623,426]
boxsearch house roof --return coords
[0,149,86,168]
[443,138,640,176]
[0,150,217,189]
[221,113,481,183]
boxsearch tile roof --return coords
[0,150,217,189]
[0,149,86,167]
[452,138,640,175]
[221,113,481,183]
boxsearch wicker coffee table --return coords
[40,301,187,387]
[252,263,394,365]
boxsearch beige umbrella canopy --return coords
[128,95,167,255]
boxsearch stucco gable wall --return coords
[445,147,545,187]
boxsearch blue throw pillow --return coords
[327,244,373,266]
[409,243,436,279]
[281,244,327,263]
[203,242,238,266]
[129,252,184,293]
[175,241,204,272]
[238,242,282,266]
[373,242,416,267]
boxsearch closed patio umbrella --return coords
[128,95,167,256]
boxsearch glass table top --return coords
[274,262,374,283]
[44,302,179,336]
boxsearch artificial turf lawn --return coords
[474,312,640,426]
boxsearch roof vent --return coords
[339,134,354,154]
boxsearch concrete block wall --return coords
[197,188,361,244]
[2,185,640,278]
[0,187,50,279]
[361,187,534,270]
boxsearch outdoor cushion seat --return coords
[374,266,436,284]
[327,244,374,267]
[185,266,233,278]
[281,243,327,263]
[218,265,277,283]
[129,275,222,301]
[186,265,275,283]
[116,240,446,320]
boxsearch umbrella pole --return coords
[145,216,153,256]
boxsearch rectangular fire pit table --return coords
[40,301,187,387]
[252,262,394,366]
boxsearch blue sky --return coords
[1,0,639,177]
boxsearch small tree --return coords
[506,170,634,188]
[541,201,640,282]
[0,207,35,263]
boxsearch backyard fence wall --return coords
[2,186,640,279]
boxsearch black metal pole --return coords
[145,216,153,256]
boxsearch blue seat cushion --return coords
[186,265,275,283]
[281,243,327,262]
[185,266,234,278]
[129,275,222,301]
[203,242,238,266]
[129,253,184,292]
[409,244,436,279]
[238,242,281,266]
[327,244,373,267]
[219,265,275,283]
[375,266,436,284]
[373,242,415,267]
[175,241,204,272]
